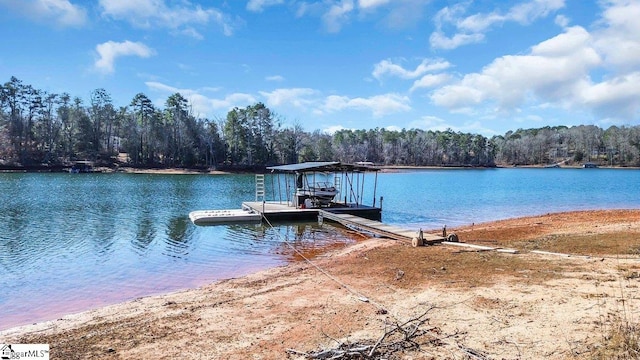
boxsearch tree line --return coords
[1,76,639,169]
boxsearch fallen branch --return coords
[286,306,456,359]
[457,343,490,360]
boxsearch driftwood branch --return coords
[286,306,458,359]
[457,343,490,360]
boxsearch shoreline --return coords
[2,163,639,174]
[2,209,639,359]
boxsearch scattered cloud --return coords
[98,0,236,37]
[430,0,566,50]
[247,0,284,12]
[94,40,155,74]
[410,73,452,92]
[323,93,411,117]
[555,14,569,27]
[259,88,318,108]
[408,116,498,135]
[295,0,427,33]
[358,0,391,10]
[429,31,485,51]
[592,0,640,73]
[431,26,600,110]
[322,0,354,33]
[145,81,256,117]
[373,58,451,81]
[322,124,351,134]
[429,0,640,125]
[265,75,285,82]
[580,72,640,119]
[0,0,87,27]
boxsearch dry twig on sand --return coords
[286,306,461,359]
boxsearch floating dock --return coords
[240,201,444,244]
[318,210,445,244]
[189,208,261,225]
[241,201,382,222]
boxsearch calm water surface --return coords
[1,168,638,329]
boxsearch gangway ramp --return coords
[319,210,445,244]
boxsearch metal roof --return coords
[267,161,378,172]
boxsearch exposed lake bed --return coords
[2,209,639,359]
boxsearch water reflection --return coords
[1,169,639,330]
[164,216,194,258]
[133,217,156,252]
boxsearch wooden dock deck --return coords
[242,201,382,221]
[241,201,443,244]
[318,210,445,244]
[242,201,319,221]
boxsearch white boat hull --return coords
[296,182,339,205]
[189,209,261,225]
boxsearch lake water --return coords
[1,168,639,330]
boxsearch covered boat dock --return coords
[253,161,382,221]
[191,161,449,246]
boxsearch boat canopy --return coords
[267,161,378,173]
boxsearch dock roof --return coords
[267,161,378,173]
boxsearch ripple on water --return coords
[2,169,639,330]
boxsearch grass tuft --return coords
[592,319,640,359]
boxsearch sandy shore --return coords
[2,209,639,359]
[114,167,230,175]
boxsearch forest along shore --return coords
[2,209,639,359]
[3,77,640,170]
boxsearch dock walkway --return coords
[241,201,444,244]
[318,210,445,244]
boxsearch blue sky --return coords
[0,0,638,136]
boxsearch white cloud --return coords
[431,26,601,110]
[323,93,411,117]
[430,0,566,50]
[179,27,204,40]
[259,88,318,108]
[593,0,640,73]
[429,13,640,123]
[247,0,284,12]
[322,125,350,134]
[0,0,87,27]
[145,81,175,93]
[358,0,391,10]
[580,72,640,118]
[145,81,256,117]
[210,93,258,111]
[506,0,565,25]
[429,31,485,50]
[99,0,235,37]
[410,74,452,92]
[265,75,285,82]
[295,0,427,32]
[94,40,155,74]
[408,116,498,135]
[372,58,451,80]
[322,0,354,33]
[555,14,569,27]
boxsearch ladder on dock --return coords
[318,210,445,244]
[255,174,265,202]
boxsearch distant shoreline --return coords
[2,163,638,174]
